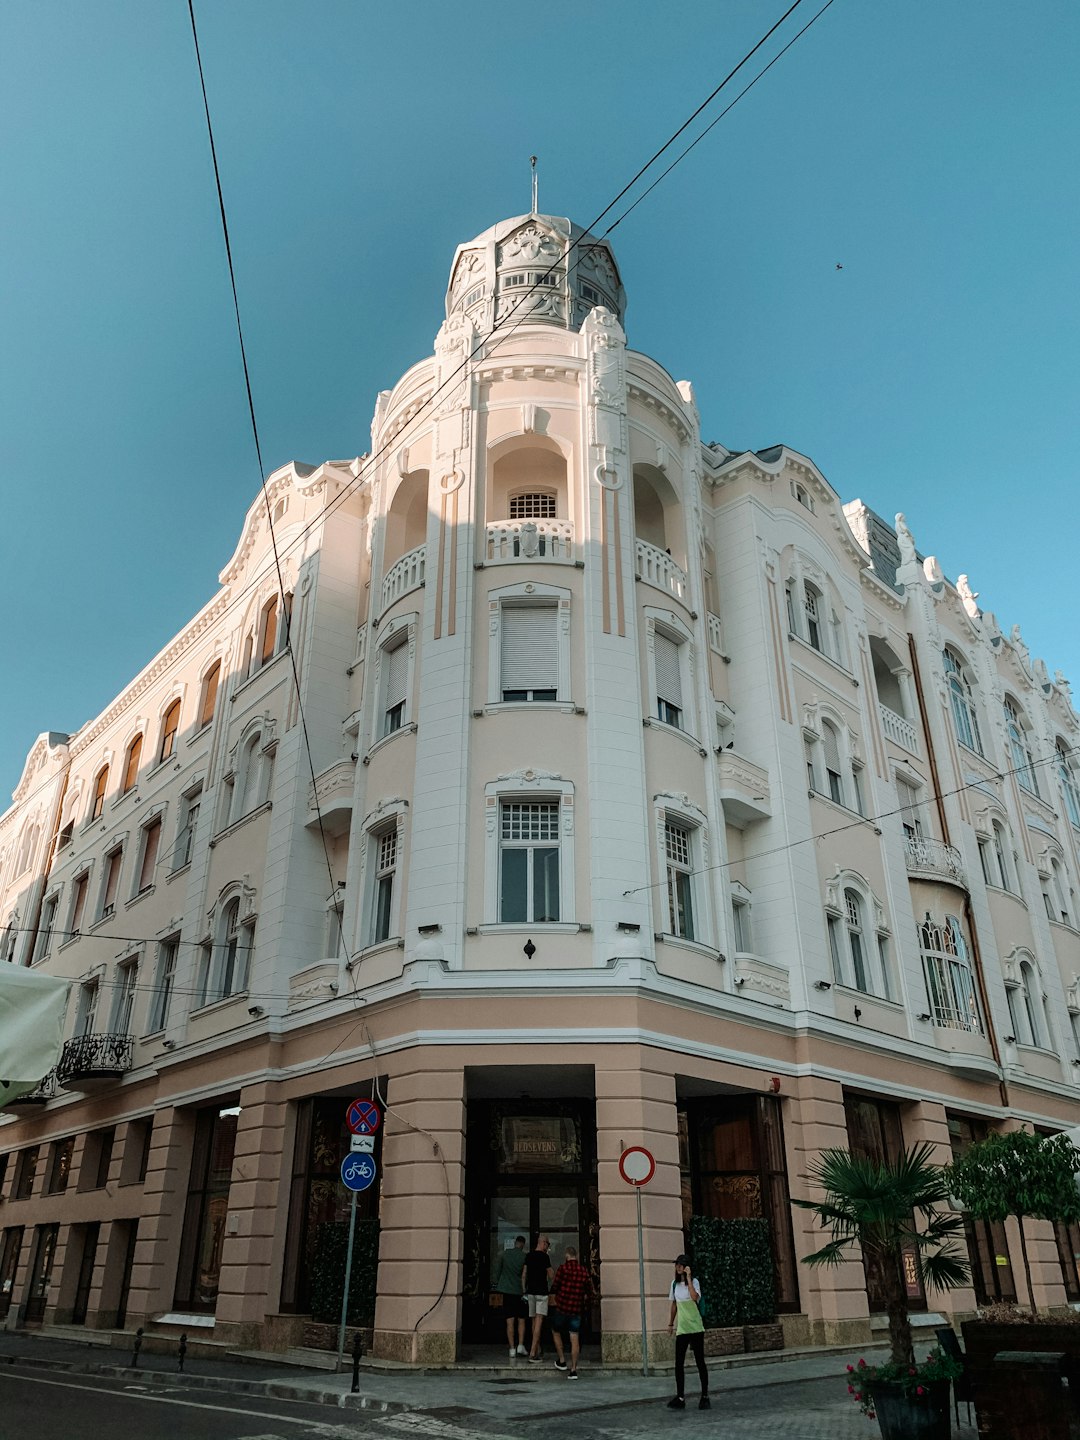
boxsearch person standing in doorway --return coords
[493,1234,529,1358]
[666,1253,709,1410]
[550,1245,591,1379]
[522,1233,553,1361]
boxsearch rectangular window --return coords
[260,597,279,666]
[112,960,139,1035]
[823,726,844,806]
[804,590,822,651]
[372,828,397,943]
[655,632,683,728]
[382,639,408,736]
[827,914,844,985]
[14,1146,39,1200]
[76,979,99,1037]
[137,817,162,893]
[509,492,556,519]
[70,872,89,936]
[198,661,221,729]
[95,1128,115,1190]
[174,788,202,871]
[148,936,179,1033]
[100,849,122,919]
[32,897,58,963]
[732,897,752,953]
[501,605,558,701]
[45,1138,74,1195]
[665,822,696,940]
[499,801,560,923]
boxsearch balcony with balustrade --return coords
[635,539,688,603]
[485,519,574,565]
[879,702,919,755]
[380,545,426,612]
[56,1033,133,1090]
[905,836,967,890]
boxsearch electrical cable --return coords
[77,0,833,672]
[7,742,1079,988]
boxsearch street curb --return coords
[0,1352,405,1411]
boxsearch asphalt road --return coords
[0,1365,981,1440]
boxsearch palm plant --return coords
[794,1142,970,1365]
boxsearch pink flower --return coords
[848,1385,854,1394]
[858,1358,866,1368]
[867,1411,876,1420]
[847,1365,854,1373]
[917,1386,925,1396]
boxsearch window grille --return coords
[509,492,556,519]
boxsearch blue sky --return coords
[3,1,1078,799]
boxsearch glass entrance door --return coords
[72,1223,100,1325]
[465,1099,598,1346]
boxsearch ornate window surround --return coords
[482,771,575,928]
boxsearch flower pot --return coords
[870,1378,951,1440]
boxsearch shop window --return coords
[678,1096,799,1313]
[280,1097,382,1315]
[0,1228,24,1320]
[14,1146,39,1200]
[174,1106,239,1312]
[947,1115,1016,1305]
[45,1137,74,1195]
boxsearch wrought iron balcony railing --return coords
[57,1032,133,1086]
[904,836,967,889]
[2,1069,59,1108]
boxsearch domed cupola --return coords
[445,213,625,337]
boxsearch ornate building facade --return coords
[3,212,1080,1362]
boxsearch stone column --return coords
[785,1075,868,1348]
[595,1055,684,1365]
[373,1063,465,1364]
[215,1081,289,1348]
[127,1106,194,1325]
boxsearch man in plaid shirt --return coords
[550,1246,592,1379]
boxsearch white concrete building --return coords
[3,211,1080,1363]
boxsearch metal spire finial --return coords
[530,155,538,215]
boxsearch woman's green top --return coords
[670,1278,704,1335]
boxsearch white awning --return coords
[0,966,70,1103]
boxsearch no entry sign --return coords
[618,1145,655,1187]
[346,1097,381,1136]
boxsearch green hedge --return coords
[687,1216,775,1327]
[309,1218,381,1325]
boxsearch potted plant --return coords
[794,1143,969,1440]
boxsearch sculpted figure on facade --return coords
[957,574,981,619]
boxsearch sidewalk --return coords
[0,1326,894,1416]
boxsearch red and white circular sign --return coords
[618,1145,655,1187]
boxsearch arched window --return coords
[158,700,181,763]
[944,648,982,754]
[198,661,221,729]
[918,913,982,1033]
[204,896,254,1004]
[90,765,109,821]
[844,890,868,992]
[1056,740,1080,829]
[236,731,274,820]
[990,820,1014,892]
[1046,857,1073,927]
[121,734,143,794]
[1019,959,1047,1048]
[1004,697,1039,796]
[15,820,38,876]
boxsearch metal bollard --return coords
[131,1327,144,1368]
[351,1330,363,1394]
[178,1333,187,1372]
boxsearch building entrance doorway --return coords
[464,1097,598,1345]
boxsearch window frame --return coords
[173,785,203,872]
[89,766,109,823]
[121,734,143,795]
[1004,696,1040,796]
[918,912,983,1034]
[487,583,571,707]
[147,934,179,1034]
[944,647,983,755]
[111,956,140,1036]
[499,800,562,924]
[482,775,575,928]
[825,873,893,1000]
[135,813,163,896]
[98,846,124,922]
[1056,740,1080,829]
[374,613,417,741]
[157,699,182,765]
[653,793,710,947]
[197,660,222,731]
[645,609,696,738]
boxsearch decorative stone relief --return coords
[499,222,562,266]
[957,575,981,619]
[583,307,627,473]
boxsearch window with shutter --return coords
[822,722,843,804]
[655,632,683,728]
[501,605,558,700]
[382,640,408,735]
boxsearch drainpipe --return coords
[908,637,1008,1109]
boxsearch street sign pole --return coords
[636,1183,648,1378]
[336,1186,359,1369]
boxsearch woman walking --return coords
[666,1253,709,1410]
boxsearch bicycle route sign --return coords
[340,1152,378,1192]
[346,1097,381,1136]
